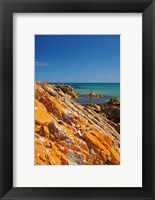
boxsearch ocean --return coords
[49,83,120,105]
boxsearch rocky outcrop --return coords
[35,82,120,165]
[85,98,120,133]
[99,98,120,124]
[88,92,103,98]
[55,84,79,98]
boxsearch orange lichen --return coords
[35,82,120,165]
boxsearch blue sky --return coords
[35,35,120,83]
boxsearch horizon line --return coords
[36,81,120,84]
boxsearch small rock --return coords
[57,119,63,124]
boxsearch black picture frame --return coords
[0,0,155,199]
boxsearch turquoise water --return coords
[49,83,120,105]
[51,83,120,98]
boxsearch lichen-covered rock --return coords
[35,82,120,165]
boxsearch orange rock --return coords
[35,100,52,125]
[35,82,120,165]
[35,139,49,165]
[35,124,42,133]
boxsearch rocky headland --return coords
[35,82,120,165]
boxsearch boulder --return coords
[88,92,103,98]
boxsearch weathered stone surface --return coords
[55,84,79,98]
[86,104,101,113]
[35,82,120,165]
[85,98,120,133]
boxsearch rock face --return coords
[35,82,120,165]
[100,98,120,124]
[86,98,120,133]
[55,84,79,99]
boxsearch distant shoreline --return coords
[47,82,120,99]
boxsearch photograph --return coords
[1,0,155,198]
[35,35,120,165]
